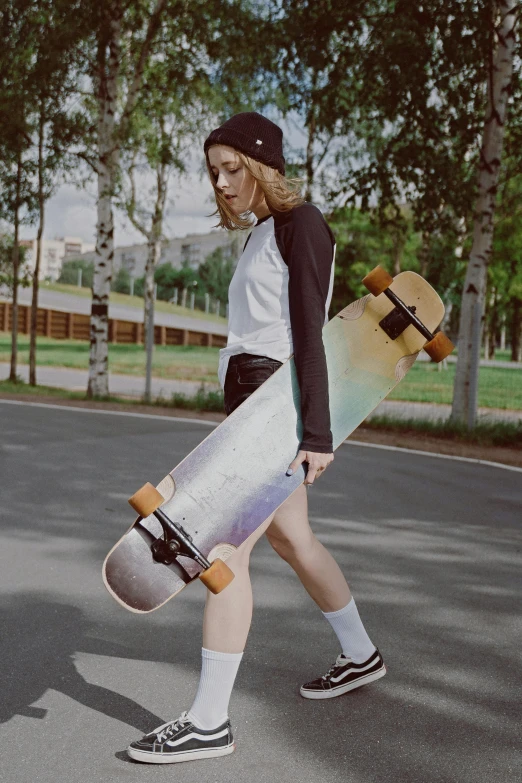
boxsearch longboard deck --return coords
[103,271,444,612]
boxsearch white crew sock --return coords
[186,647,243,730]
[322,598,376,663]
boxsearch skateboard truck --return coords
[128,483,235,594]
[362,266,454,361]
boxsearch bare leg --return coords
[203,482,352,653]
[202,512,276,653]
[265,485,378,664]
[192,483,371,730]
[265,484,351,612]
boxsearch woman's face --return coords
[208,145,266,216]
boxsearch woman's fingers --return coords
[286,450,334,485]
[286,450,306,476]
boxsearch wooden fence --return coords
[0,301,227,348]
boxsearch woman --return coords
[127,112,386,765]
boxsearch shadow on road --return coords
[0,594,164,732]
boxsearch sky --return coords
[18,115,310,248]
[19,164,222,248]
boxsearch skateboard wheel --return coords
[362,266,393,297]
[199,558,235,594]
[129,483,165,517]
[424,331,454,362]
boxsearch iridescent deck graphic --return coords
[103,272,444,612]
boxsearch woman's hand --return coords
[286,450,334,486]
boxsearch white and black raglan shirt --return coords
[218,202,336,453]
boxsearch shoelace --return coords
[321,654,350,680]
[153,711,190,742]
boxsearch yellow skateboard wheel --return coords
[128,483,165,517]
[362,266,394,297]
[424,331,454,362]
[199,558,235,594]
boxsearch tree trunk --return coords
[87,19,121,398]
[9,150,22,382]
[86,0,168,397]
[30,106,45,386]
[419,230,430,277]
[143,239,160,349]
[451,0,517,423]
[393,237,402,276]
[143,166,167,347]
[488,289,498,360]
[304,102,316,203]
[511,298,522,362]
[483,286,496,360]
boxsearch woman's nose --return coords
[216,171,229,189]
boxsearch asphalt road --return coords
[0,401,520,783]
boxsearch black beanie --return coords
[204,112,285,175]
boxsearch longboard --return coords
[103,268,452,612]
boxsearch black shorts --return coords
[224,353,283,416]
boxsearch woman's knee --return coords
[265,525,315,563]
[227,513,274,573]
[226,543,252,574]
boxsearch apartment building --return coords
[19,236,95,282]
[78,230,244,278]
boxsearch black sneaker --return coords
[300,648,386,699]
[127,711,235,764]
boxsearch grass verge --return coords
[365,415,522,448]
[0,378,225,412]
[2,333,521,409]
[41,282,228,325]
[387,360,522,410]
[0,334,220,381]
[0,378,135,404]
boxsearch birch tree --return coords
[118,63,212,347]
[85,0,260,396]
[451,0,518,423]
[86,0,169,398]
[0,0,39,381]
[27,1,88,386]
[0,0,87,384]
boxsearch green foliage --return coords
[133,275,145,298]
[319,1,495,232]
[0,236,30,293]
[0,0,91,219]
[58,258,94,288]
[158,385,225,413]
[197,246,235,303]
[327,206,420,314]
[270,0,521,356]
[126,248,236,305]
[152,263,193,301]
[493,173,522,301]
[111,267,131,294]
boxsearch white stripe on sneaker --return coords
[330,658,380,683]
[165,728,230,748]
[301,665,386,700]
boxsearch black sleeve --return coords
[274,203,335,453]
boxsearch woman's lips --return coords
[225,195,236,201]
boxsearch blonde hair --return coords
[205,149,305,230]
